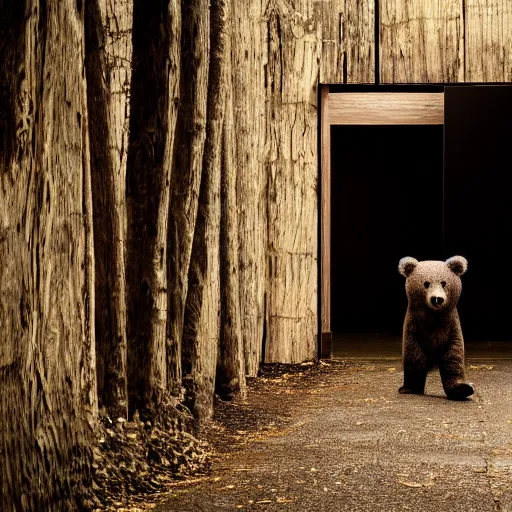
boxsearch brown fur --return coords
[398,256,474,400]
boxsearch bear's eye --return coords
[424,281,430,289]
[441,281,447,288]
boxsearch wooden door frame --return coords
[318,84,445,358]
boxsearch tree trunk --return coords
[263,1,320,363]
[216,27,247,401]
[182,0,229,423]
[231,0,266,377]
[167,0,209,397]
[85,0,133,420]
[126,0,179,419]
[0,0,97,508]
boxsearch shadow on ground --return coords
[150,358,512,512]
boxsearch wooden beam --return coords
[320,86,331,345]
[328,92,444,125]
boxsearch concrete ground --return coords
[156,347,512,512]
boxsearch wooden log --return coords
[380,0,464,83]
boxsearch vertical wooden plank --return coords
[320,86,332,357]
[320,0,375,83]
[465,0,512,82]
[380,0,464,83]
[264,0,320,363]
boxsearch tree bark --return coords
[231,0,266,377]
[263,1,319,363]
[167,0,209,397]
[216,26,247,401]
[85,0,133,420]
[182,0,229,423]
[126,0,179,419]
[0,0,97,508]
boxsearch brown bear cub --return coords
[398,256,474,400]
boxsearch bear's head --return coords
[398,256,468,311]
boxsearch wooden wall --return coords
[241,0,510,365]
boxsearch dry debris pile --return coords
[91,403,211,510]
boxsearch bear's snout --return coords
[425,282,448,310]
[430,296,444,307]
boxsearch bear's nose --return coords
[431,296,444,306]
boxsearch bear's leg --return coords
[399,350,428,395]
[439,347,474,401]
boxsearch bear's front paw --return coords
[399,386,424,395]
[446,382,474,401]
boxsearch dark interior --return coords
[330,124,444,336]
[444,86,512,341]
[330,85,512,344]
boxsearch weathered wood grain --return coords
[380,0,464,83]
[264,0,319,363]
[231,0,266,376]
[465,0,512,82]
[0,0,96,507]
[328,92,444,124]
[321,0,375,83]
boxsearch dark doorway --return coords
[330,124,444,337]
[444,85,512,341]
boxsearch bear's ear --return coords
[446,255,468,276]
[398,257,418,277]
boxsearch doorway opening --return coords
[331,124,443,358]
[319,84,512,360]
